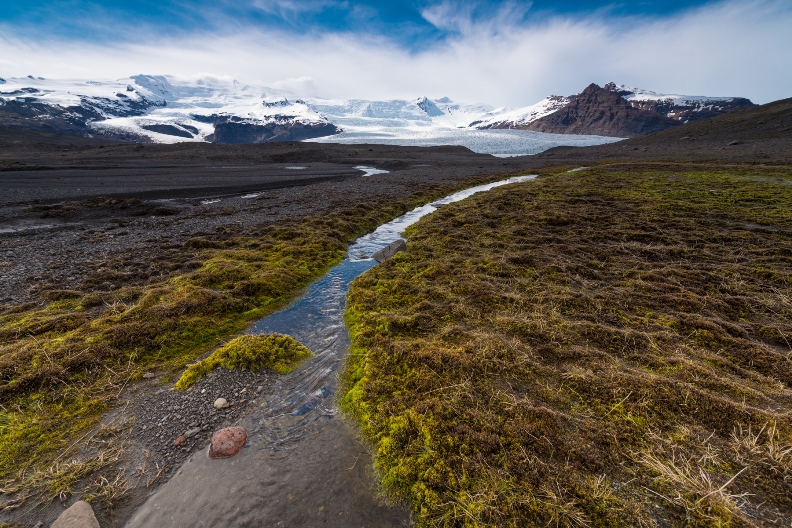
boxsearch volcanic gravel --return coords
[124,368,276,477]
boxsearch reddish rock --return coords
[174,435,187,446]
[209,426,247,459]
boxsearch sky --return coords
[0,0,790,106]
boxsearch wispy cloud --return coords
[420,1,533,35]
[249,0,344,16]
[0,0,789,105]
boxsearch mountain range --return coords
[0,75,755,144]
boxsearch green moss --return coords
[174,334,312,390]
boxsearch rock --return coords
[51,501,100,528]
[213,397,228,409]
[174,435,186,446]
[372,239,407,263]
[256,386,263,393]
[142,372,155,379]
[728,139,743,145]
[184,427,202,438]
[209,426,247,459]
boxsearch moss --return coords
[174,334,312,390]
[342,165,792,527]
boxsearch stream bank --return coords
[123,176,536,527]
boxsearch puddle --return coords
[354,165,390,177]
[240,193,261,199]
[567,166,590,172]
[200,199,221,205]
[124,175,537,527]
[0,224,58,234]
[285,166,307,170]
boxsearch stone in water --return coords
[209,426,247,459]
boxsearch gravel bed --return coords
[124,368,277,477]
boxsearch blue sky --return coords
[0,0,790,104]
[0,1,719,45]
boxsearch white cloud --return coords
[420,1,533,35]
[0,0,789,105]
[268,76,319,94]
[249,0,343,16]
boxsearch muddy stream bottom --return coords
[125,175,536,527]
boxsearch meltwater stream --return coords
[125,175,536,528]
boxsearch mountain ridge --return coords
[0,75,756,143]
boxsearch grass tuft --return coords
[174,334,312,390]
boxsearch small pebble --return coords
[184,427,202,438]
[174,436,187,446]
[213,397,228,409]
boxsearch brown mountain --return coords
[533,95,792,164]
[603,82,755,124]
[524,83,681,137]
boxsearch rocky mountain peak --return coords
[524,83,680,137]
[416,97,444,117]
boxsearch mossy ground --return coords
[174,334,312,390]
[0,173,513,511]
[342,165,792,527]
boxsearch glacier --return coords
[0,74,628,153]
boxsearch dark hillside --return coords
[525,83,680,137]
[534,96,792,164]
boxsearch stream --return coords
[124,175,536,527]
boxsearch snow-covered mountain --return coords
[478,83,754,131]
[472,95,573,129]
[0,75,337,143]
[0,75,755,144]
[603,82,755,124]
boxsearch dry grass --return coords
[342,165,792,526]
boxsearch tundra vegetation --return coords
[0,175,506,511]
[342,165,792,527]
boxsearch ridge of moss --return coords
[174,333,312,390]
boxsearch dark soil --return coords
[0,143,533,307]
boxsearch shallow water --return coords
[125,175,536,527]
